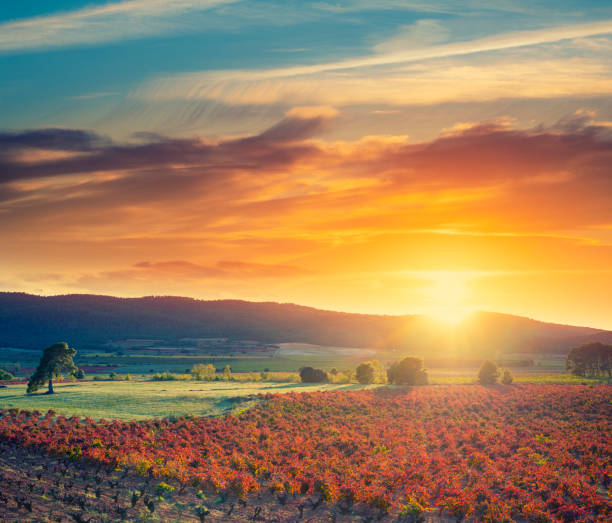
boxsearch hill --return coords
[0,292,608,355]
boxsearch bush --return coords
[356,362,375,384]
[387,357,428,385]
[191,363,216,381]
[299,366,329,383]
[0,368,14,381]
[152,372,190,381]
[478,360,500,385]
[501,368,513,384]
[330,370,353,384]
[73,369,86,380]
[155,482,175,496]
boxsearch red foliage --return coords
[0,385,610,521]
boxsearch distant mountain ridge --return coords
[0,292,609,355]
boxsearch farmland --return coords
[0,384,609,521]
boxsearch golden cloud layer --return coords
[1,111,612,327]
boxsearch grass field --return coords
[1,369,608,421]
[0,380,376,420]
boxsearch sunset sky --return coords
[1,1,612,329]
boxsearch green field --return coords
[0,380,376,420]
[1,369,608,421]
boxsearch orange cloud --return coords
[1,113,612,327]
[131,260,308,278]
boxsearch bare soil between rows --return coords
[0,440,453,522]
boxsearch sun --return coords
[421,271,476,326]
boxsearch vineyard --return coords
[0,384,610,521]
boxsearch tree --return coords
[0,368,14,381]
[27,342,77,394]
[73,369,86,380]
[223,364,232,381]
[356,362,375,384]
[191,363,216,381]
[299,366,329,383]
[387,357,428,385]
[501,368,513,384]
[566,342,612,377]
[478,360,499,385]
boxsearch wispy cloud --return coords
[0,0,237,53]
[1,0,508,54]
[135,19,612,110]
[310,0,533,15]
[140,19,612,96]
[68,92,120,101]
[141,55,612,107]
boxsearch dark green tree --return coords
[0,368,14,381]
[299,366,329,383]
[566,342,612,377]
[477,360,499,385]
[501,368,513,385]
[27,342,77,394]
[355,362,375,384]
[387,356,428,385]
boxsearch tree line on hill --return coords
[2,292,610,356]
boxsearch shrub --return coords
[330,370,353,384]
[155,482,175,495]
[73,369,86,380]
[191,363,216,381]
[501,368,513,384]
[152,372,189,381]
[387,357,428,385]
[356,362,375,384]
[299,366,329,383]
[398,496,428,519]
[478,360,500,385]
[0,368,14,381]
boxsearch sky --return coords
[1,1,612,329]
